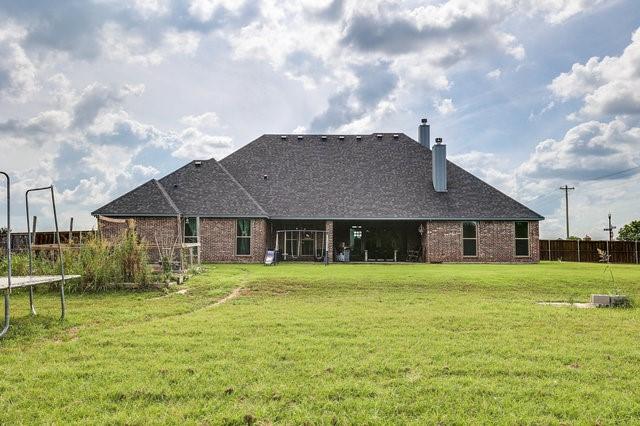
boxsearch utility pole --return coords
[559,185,575,239]
[603,212,616,241]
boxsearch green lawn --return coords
[1,262,639,424]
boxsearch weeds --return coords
[0,231,152,292]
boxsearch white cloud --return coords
[526,0,605,24]
[434,98,456,115]
[549,27,640,119]
[518,117,640,180]
[486,68,502,80]
[0,21,38,101]
[187,0,246,22]
[528,101,555,121]
[100,23,201,66]
[172,128,232,159]
[180,112,221,130]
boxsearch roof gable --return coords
[92,179,178,216]
[158,159,267,217]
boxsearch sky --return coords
[0,0,639,239]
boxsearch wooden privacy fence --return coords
[540,239,639,264]
[0,230,97,254]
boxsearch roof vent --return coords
[356,135,362,140]
[173,184,178,188]
[376,134,383,138]
[194,161,202,167]
[393,134,399,139]
[280,135,287,140]
[321,135,327,140]
[297,135,303,140]
[338,136,345,140]
[263,174,268,180]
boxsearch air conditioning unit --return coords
[590,294,629,307]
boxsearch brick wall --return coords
[423,220,540,263]
[99,216,268,263]
[98,216,180,262]
[200,218,267,263]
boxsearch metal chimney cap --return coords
[435,137,443,144]
[321,135,327,140]
[421,118,428,124]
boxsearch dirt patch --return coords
[53,326,80,344]
[211,287,248,307]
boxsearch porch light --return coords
[418,224,424,235]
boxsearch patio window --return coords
[515,221,529,256]
[236,219,251,255]
[462,221,477,257]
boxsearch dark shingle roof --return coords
[92,159,267,217]
[219,134,543,220]
[92,179,178,216]
[158,159,267,217]
[94,133,542,220]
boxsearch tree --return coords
[617,220,640,241]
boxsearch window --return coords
[515,221,529,256]
[236,219,251,255]
[184,217,198,244]
[462,222,477,256]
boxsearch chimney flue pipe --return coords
[418,118,430,147]
[432,137,447,192]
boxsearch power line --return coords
[581,165,640,182]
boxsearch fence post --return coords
[606,240,609,257]
[577,239,580,262]
[636,239,638,264]
[548,239,551,261]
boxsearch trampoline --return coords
[1,172,78,338]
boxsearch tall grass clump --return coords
[0,231,152,292]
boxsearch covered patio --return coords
[332,220,423,262]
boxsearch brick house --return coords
[92,119,543,263]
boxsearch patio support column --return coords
[421,221,429,262]
[325,220,334,262]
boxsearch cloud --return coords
[434,98,456,115]
[518,117,640,181]
[341,2,524,61]
[187,0,247,22]
[172,128,232,159]
[100,23,201,66]
[486,68,502,80]
[180,112,221,130]
[526,0,606,24]
[310,60,398,132]
[528,101,555,121]
[549,27,640,119]
[72,83,144,128]
[450,151,516,195]
[0,21,38,101]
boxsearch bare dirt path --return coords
[211,287,247,307]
